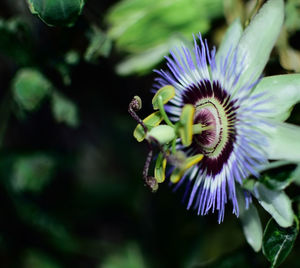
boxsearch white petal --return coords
[268,122,300,162]
[252,74,300,121]
[238,188,263,252]
[215,18,243,65]
[237,0,284,85]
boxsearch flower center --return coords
[181,80,238,175]
[193,96,231,159]
[194,101,221,152]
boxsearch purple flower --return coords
[152,0,286,223]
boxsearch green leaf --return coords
[27,0,85,27]
[254,182,294,228]
[268,122,300,162]
[251,74,300,122]
[236,0,284,85]
[12,68,51,111]
[51,92,79,127]
[262,217,299,268]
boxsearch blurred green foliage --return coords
[12,68,51,111]
[106,0,223,74]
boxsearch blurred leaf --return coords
[23,250,62,268]
[262,217,299,268]
[12,68,51,111]
[27,0,85,27]
[101,243,147,268]
[285,0,300,32]
[116,34,194,75]
[254,182,294,228]
[0,18,33,65]
[116,42,169,75]
[84,27,112,63]
[51,91,79,127]
[107,0,223,74]
[65,50,80,66]
[107,0,222,52]
[11,153,55,193]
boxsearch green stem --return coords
[158,95,174,127]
